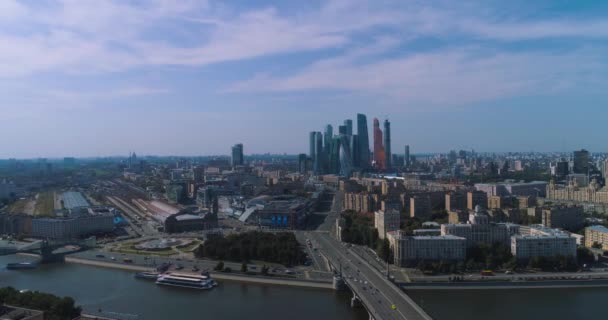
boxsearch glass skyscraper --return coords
[356,113,370,168]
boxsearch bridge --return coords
[308,232,432,320]
[0,239,91,263]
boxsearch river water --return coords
[4,254,608,320]
[0,255,367,320]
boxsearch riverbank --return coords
[403,278,608,290]
[65,257,333,290]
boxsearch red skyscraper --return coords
[373,118,385,170]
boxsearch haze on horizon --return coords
[1,0,607,159]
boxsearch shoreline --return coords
[65,257,333,290]
[402,279,608,290]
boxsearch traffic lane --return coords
[314,233,430,320]
[315,235,409,320]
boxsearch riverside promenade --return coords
[65,256,333,289]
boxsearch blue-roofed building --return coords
[585,225,608,250]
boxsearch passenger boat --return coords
[156,272,217,290]
[134,271,160,280]
[6,262,38,270]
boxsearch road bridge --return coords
[309,232,432,320]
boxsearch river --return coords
[0,255,367,320]
[4,254,608,320]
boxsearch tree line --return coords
[0,287,81,320]
[195,231,306,266]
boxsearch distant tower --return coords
[344,119,353,136]
[231,143,244,167]
[404,145,410,168]
[309,132,316,162]
[373,118,385,170]
[356,114,370,169]
[383,119,391,170]
[314,132,324,174]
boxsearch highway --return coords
[309,231,431,320]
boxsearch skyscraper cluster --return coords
[308,114,391,176]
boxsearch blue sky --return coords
[1,0,607,158]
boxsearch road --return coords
[309,232,431,320]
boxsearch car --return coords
[110,257,116,261]
[95,254,105,258]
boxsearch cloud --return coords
[226,45,607,108]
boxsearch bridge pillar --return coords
[368,311,375,320]
[350,292,360,308]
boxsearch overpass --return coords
[308,231,432,320]
[0,239,89,263]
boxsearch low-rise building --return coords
[585,225,608,250]
[448,210,468,224]
[387,231,466,267]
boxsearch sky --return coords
[1,0,608,158]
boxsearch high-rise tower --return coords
[356,114,370,168]
[404,145,410,168]
[373,118,385,170]
[344,119,353,136]
[314,132,323,174]
[383,119,391,170]
[231,143,244,167]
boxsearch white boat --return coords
[156,273,216,290]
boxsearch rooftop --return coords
[587,225,608,233]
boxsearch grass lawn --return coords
[176,241,201,252]
[114,243,176,256]
[34,192,55,216]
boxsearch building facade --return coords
[374,209,400,239]
[387,231,466,267]
[511,234,576,260]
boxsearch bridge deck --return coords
[310,232,432,320]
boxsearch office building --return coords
[383,119,391,169]
[410,195,431,219]
[541,205,584,231]
[467,191,488,210]
[313,132,324,174]
[343,192,379,213]
[309,131,316,161]
[404,145,410,168]
[546,178,608,204]
[373,118,385,170]
[31,211,114,240]
[585,225,608,250]
[374,209,401,239]
[356,114,370,168]
[344,119,353,136]
[441,206,510,247]
[445,191,467,212]
[573,149,590,175]
[511,234,576,260]
[231,143,244,167]
[475,181,547,198]
[387,231,466,267]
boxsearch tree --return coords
[592,242,602,249]
[214,261,224,271]
[241,263,248,273]
[376,238,391,263]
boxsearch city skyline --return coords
[2,0,608,158]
